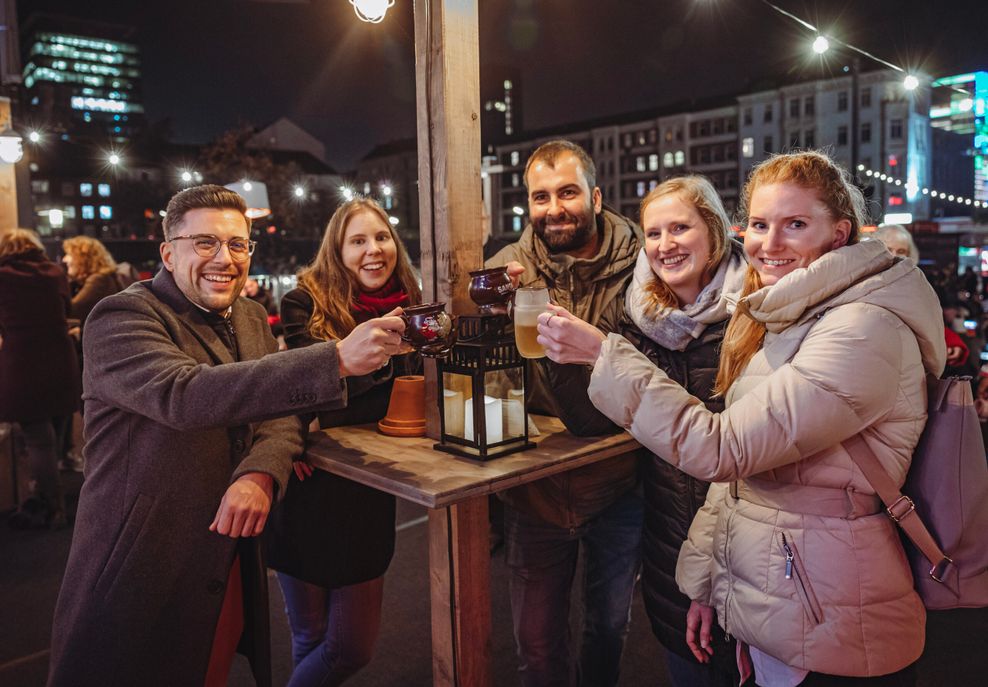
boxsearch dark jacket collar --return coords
[149,268,237,365]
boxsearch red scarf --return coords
[351,274,410,324]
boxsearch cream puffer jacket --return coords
[587,240,946,676]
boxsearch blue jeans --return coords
[665,648,735,687]
[276,573,384,687]
[504,489,644,687]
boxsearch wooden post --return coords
[427,497,491,687]
[413,0,484,439]
[0,97,16,232]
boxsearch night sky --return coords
[18,0,988,171]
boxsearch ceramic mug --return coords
[468,266,514,314]
[400,302,457,358]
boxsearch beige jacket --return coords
[587,240,946,676]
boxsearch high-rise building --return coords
[931,72,988,206]
[21,14,144,141]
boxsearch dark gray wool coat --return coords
[48,268,350,687]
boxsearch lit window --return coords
[663,152,674,168]
[742,137,754,158]
[511,173,520,187]
[80,183,93,196]
[636,156,646,172]
[636,181,646,197]
[674,150,685,166]
[99,206,113,220]
[98,183,111,197]
[648,154,659,171]
[510,151,520,166]
[512,216,523,232]
[82,205,95,219]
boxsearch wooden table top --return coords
[305,415,640,509]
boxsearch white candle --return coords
[504,398,525,438]
[507,388,539,436]
[463,395,503,444]
[443,389,464,437]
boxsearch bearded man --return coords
[486,140,644,687]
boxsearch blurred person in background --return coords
[62,236,128,330]
[0,229,79,529]
[873,224,918,262]
[265,198,421,686]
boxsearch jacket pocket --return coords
[778,531,824,625]
[93,493,154,599]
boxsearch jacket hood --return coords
[516,206,641,284]
[742,239,946,376]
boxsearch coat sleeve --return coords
[588,303,907,482]
[71,272,117,327]
[83,293,348,432]
[675,481,728,604]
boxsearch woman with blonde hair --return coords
[538,151,944,686]
[619,175,745,686]
[0,230,79,528]
[265,198,420,686]
[61,235,125,328]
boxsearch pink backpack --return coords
[843,376,988,609]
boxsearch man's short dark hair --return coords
[162,185,249,239]
[524,140,597,191]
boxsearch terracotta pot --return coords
[378,375,427,437]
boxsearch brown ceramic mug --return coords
[468,267,514,314]
[400,302,457,358]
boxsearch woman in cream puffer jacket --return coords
[536,151,946,685]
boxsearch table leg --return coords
[427,495,491,687]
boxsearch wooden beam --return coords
[427,497,491,687]
[0,97,17,233]
[413,0,484,439]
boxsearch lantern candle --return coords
[463,395,503,444]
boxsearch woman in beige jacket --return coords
[536,151,946,686]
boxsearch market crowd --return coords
[2,139,983,687]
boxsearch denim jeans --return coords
[276,573,384,687]
[504,489,644,687]
[665,648,736,687]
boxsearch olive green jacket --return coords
[486,207,643,527]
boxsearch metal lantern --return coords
[435,314,535,460]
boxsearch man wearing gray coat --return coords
[48,186,406,687]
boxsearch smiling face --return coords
[160,207,251,312]
[744,183,851,286]
[527,152,602,254]
[340,209,398,292]
[642,193,714,305]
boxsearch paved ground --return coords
[1,472,985,686]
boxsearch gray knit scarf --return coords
[624,240,747,351]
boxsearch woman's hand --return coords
[685,600,716,663]
[293,460,313,482]
[536,304,606,366]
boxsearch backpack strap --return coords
[841,433,954,584]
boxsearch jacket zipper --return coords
[779,532,824,625]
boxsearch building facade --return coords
[21,14,144,142]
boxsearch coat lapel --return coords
[149,269,235,366]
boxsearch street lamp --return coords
[812,35,830,54]
[903,74,920,91]
[0,126,23,164]
[28,131,41,144]
[350,0,394,23]
[108,152,121,166]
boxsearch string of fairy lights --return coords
[856,164,987,210]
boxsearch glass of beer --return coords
[513,287,550,359]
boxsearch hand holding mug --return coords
[537,304,606,366]
[504,261,526,289]
[337,307,406,377]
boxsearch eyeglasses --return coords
[168,234,257,261]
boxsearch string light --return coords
[856,163,986,208]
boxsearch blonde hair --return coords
[0,228,44,259]
[714,151,865,395]
[297,199,421,341]
[639,175,732,309]
[62,236,117,282]
[873,224,919,261]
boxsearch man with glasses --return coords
[48,185,407,687]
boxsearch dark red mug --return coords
[400,302,457,358]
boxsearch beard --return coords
[533,206,598,254]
